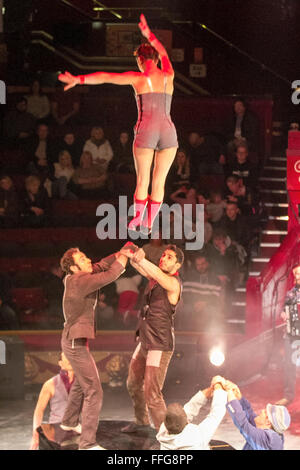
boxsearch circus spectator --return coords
[47,87,82,128]
[178,254,223,331]
[206,190,227,225]
[225,175,253,216]
[52,150,77,200]
[166,148,191,194]
[0,175,20,228]
[217,201,252,253]
[205,230,240,291]
[83,126,113,171]
[225,98,259,162]
[3,96,36,146]
[20,175,51,228]
[227,142,258,190]
[170,185,197,219]
[115,268,142,326]
[95,292,115,328]
[72,150,108,198]
[42,263,64,328]
[0,273,19,330]
[26,122,57,166]
[26,79,50,121]
[110,131,134,173]
[186,131,226,180]
[56,131,83,168]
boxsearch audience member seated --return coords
[206,190,227,225]
[3,96,36,147]
[42,263,64,328]
[203,209,213,245]
[115,268,142,327]
[197,190,210,207]
[26,79,50,121]
[178,254,223,331]
[72,150,108,198]
[83,126,113,172]
[170,185,197,216]
[225,175,253,216]
[56,131,84,168]
[25,122,57,166]
[20,175,51,228]
[166,148,191,195]
[226,142,258,190]
[169,185,198,246]
[47,87,82,128]
[49,100,81,128]
[0,273,20,330]
[96,292,115,328]
[185,131,226,181]
[26,123,57,197]
[52,150,77,200]
[216,201,252,254]
[0,175,20,228]
[110,131,134,173]
[205,230,240,295]
[225,97,259,163]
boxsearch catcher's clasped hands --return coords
[204,376,242,400]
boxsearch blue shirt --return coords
[226,398,284,450]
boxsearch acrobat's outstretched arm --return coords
[58,70,140,91]
[138,13,174,76]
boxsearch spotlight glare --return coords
[209,347,225,367]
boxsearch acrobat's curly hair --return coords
[60,247,80,275]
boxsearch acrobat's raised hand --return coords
[138,14,152,40]
[58,71,79,91]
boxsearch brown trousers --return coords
[61,332,103,449]
[126,342,173,430]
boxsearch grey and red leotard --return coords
[133,76,178,150]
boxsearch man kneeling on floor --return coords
[225,379,291,450]
[156,376,227,450]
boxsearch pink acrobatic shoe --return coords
[140,198,162,235]
[128,196,148,231]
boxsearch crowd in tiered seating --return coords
[0,81,267,332]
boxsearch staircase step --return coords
[264,166,286,171]
[259,246,279,258]
[268,156,286,162]
[262,168,286,178]
[260,242,281,247]
[258,180,286,190]
[268,215,288,221]
[232,289,247,302]
[250,261,269,274]
[263,220,288,231]
[259,192,287,204]
[264,202,288,207]
[264,206,288,217]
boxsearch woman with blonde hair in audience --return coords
[52,150,77,200]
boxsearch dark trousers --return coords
[61,332,103,449]
[283,334,300,401]
[126,343,173,430]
